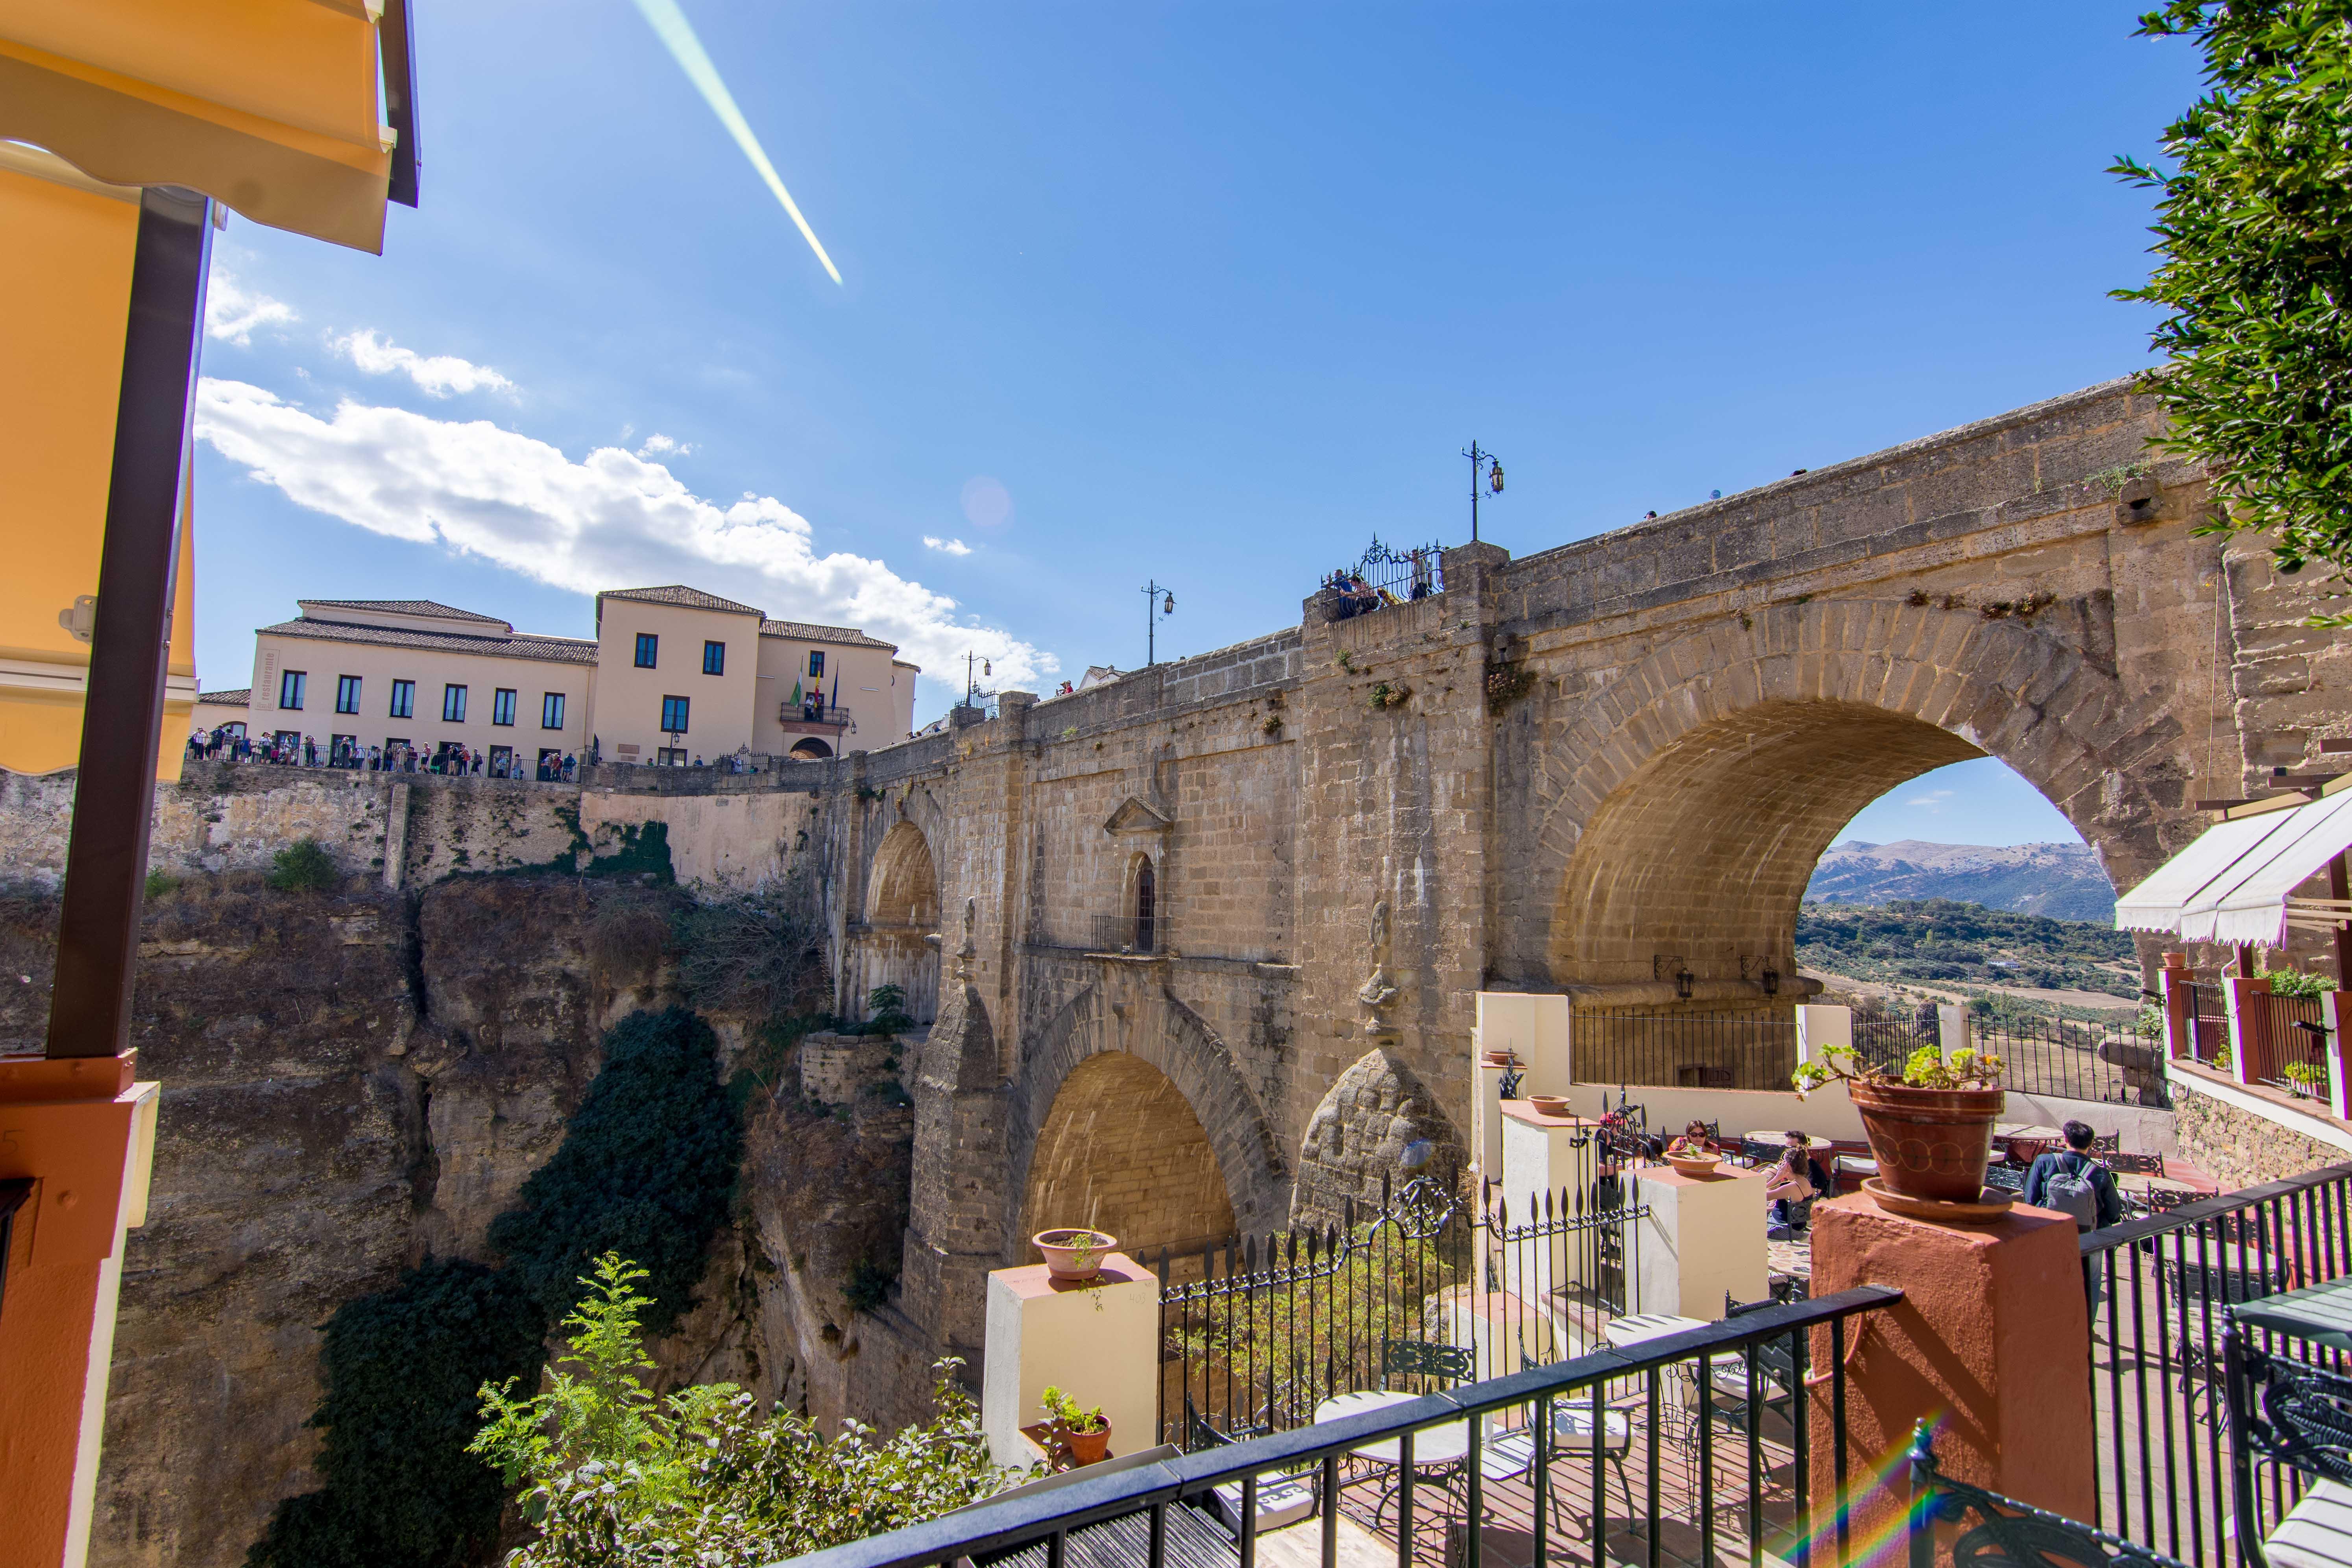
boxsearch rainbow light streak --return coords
[629,0,844,285]
[1770,1411,1948,1568]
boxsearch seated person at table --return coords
[1667,1119,1714,1155]
[1764,1133,1831,1236]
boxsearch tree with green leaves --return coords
[246,1260,545,1568]
[490,1007,743,1332]
[473,1254,1031,1566]
[2113,2,2352,611]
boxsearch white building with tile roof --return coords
[230,589,918,772]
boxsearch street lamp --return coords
[963,652,992,708]
[1142,581,1176,666]
[1464,441,1504,542]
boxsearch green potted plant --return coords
[1031,1228,1116,1282]
[1793,1043,2006,1204]
[1041,1385,1111,1465]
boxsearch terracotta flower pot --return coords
[1033,1228,1117,1281]
[1848,1080,2005,1204]
[1059,1420,1112,1466]
[1526,1094,1572,1118]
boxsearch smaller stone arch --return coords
[861,820,941,1023]
[1010,982,1291,1238]
[788,737,834,759]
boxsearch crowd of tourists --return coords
[187,728,576,781]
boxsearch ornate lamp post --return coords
[1142,582,1175,666]
[1464,441,1505,542]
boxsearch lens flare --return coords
[629,0,843,286]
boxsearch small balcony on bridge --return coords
[779,701,853,759]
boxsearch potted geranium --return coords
[1041,1385,1111,1465]
[1793,1043,2006,1204]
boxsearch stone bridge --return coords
[799,376,2349,1367]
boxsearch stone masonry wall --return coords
[2171,1075,2352,1192]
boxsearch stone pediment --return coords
[1102,797,1171,838]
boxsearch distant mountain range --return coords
[1805,840,2115,922]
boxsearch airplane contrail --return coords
[629,0,844,286]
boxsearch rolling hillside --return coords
[1805,839,2114,922]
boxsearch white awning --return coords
[2116,789,2352,946]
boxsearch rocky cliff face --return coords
[0,870,918,1568]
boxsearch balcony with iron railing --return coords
[781,701,854,731]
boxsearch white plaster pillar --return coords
[1937,1004,1973,1055]
[981,1254,1159,1468]
[1626,1164,1771,1321]
[1795,1005,1851,1066]
[2326,990,2351,1123]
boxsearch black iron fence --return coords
[1568,1010,1798,1091]
[2240,988,2331,1100]
[782,1285,1905,1568]
[1322,536,1445,619]
[1156,1155,1648,1447]
[2081,1159,2352,1565]
[1968,1011,2169,1108]
[2177,981,2230,1069]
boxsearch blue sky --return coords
[190,2,2197,847]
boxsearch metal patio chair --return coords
[2223,1322,2352,1568]
[1487,1345,1636,1542]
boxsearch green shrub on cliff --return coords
[472,1254,1022,1567]
[490,1007,743,1332]
[246,1259,545,1568]
[266,838,338,892]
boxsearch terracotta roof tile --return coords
[297,598,508,624]
[259,617,597,665]
[599,584,766,617]
[758,618,897,651]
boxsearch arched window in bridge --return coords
[1133,856,1157,953]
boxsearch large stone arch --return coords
[1017,1051,1236,1259]
[1008,976,1290,1243]
[859,818,941,1023]
[1502,595,2193,991]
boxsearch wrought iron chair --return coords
[2164,1253,2290,1429]
[1184,1394,1315,1540]
[2222,1322,2352,1568]
[1907,1421,2189,1568]
[1485,1347,1635,1541]
[1708,1293,1800,1438]
[1352,1337,1476,1529]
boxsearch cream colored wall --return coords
[588,599,760,762]
[246,632,588,763]
[752,634,910,753]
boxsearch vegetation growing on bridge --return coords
[2115,2,2352,613]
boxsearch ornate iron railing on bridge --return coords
[1321,536,1445,619]
[1568,1009,1800,1092]
[1156,1146,1648,1446]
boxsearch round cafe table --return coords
[1311,1389,1472,1468]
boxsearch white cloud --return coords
[333,329,514,398]
[923,536,972,556]
[193,379,1055,688]
[205,273,297,346]
[1903,789,1955,809]
[637,433,696,458]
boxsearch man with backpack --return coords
[2024,1120,2126,1313]
[2023,1120,2127,1231]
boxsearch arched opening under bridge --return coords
[862,819,941,1024]
[1019,1051,1237,1265]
